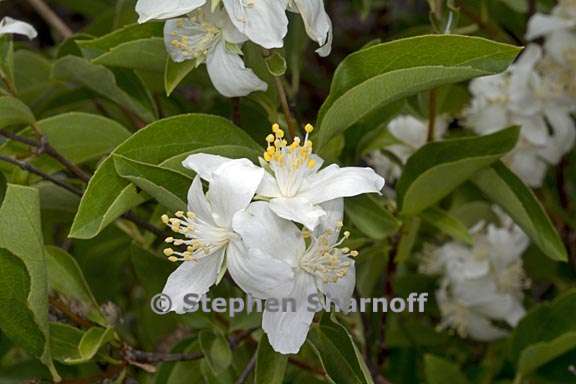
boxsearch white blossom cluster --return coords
[366,115,447,183]
[135,0,332,97]
[419,210,530,341]
[464,0,576,187]
[160,124,384,354]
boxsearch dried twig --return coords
[25,0,73,39]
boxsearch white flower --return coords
[136,0,206,23]
[183,124,384,230]
[164,6,267,97]
[160,158,293,313]
[288,0,333,56]
[0,17,37,39]
[222,0,289,49]
[464,45,576,187]
[232,198,357,354]
[367,115,447,182]
[420,210,529,341]
[526,0,576,68]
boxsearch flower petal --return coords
[269,196,326,230]
[526,13,575,40]
[292,0,332,56]
[0,17,37,39]
[299,164,385,205]
[226,239,295,299]
[161,248,225,314]
[262,272,317,354]
[182,154,233,182]
[313,198,344,241]
[207,158,264,227]
[136,0,206,22]
[222,0,289,49]
[206,40,268,97]
[232,201,305,266]
[187,176,216,225]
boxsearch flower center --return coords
[298,224,358,283]
[263,123,317,196]
[161,211,232,262]
[167,13,221,61]
[438,298,471,338]
[494,262,529,293]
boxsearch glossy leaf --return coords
[396,127,519,216]
[254,334,287,384]
[345,195,401,239]
[421,207,474,245]
[0,96,35,129]
[471,162,568,262]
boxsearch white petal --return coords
[232,201,305,266]
[318,261,355,313]
[269,196,326,230]
[257,172,283,198]
[136,0,206,22]
[206,40,268,97]
[0,17,37,39]
[262,272,317,354]
[222,0,289,49]
[313,198,344,241]
[207,158,264,227]
[526,13,574,40]
[465,313,509,341]
[187,176,216,225]
[161,248,224,314]
[226,239,295,299]
[299,164,385,205]
[182,154,233,182]
[293,0,332,56]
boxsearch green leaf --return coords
[93,38,167,72]
[70,114,261,239]
[316,35,521,148]
[0,96,35,129]
[0,36,14,86]
[517,331,576,376]
[52,56,155,122]
[395,217,421,264]
[18,112,129,172]
[421,207,473,245]
[49,323,114,364]
[46,246,107,326]
[255,334,287,384]
[0,185,59,380]
[199,330,232,375]
[424,354,469,384]
[78,23,164,58]
[113,154,192,212]
[396,127,519,216]
[471,162,568,262]
[510,290,576,364]
[165,58,197,96]
[308,313,374,384]
[345,195,401,239]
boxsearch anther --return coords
[163,248,174,256]
[304,124,314,133]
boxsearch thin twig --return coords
[274,76,298,139]
[49,296,93,329]
[0,155,82,195]
[26,0,73,39]
[234,351,257,384]
[232,97,241,126]
[288,357,325,377]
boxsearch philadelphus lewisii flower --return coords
[0,17,37,39]
[160,159,294,313]
[526,0,576,68]
[159,124,384,354]
[420,211,529,341]
[183,124,384,230]
[367,115,447,183]
[233,198,357,354]
[164,6,267,97]
[464,44,576,187]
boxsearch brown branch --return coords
[0,154,83,195]
[274,76,298,139]
[231,97,241,126]
[25,0,73,39]
[234,351,257,384]
[49,296,93,329]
